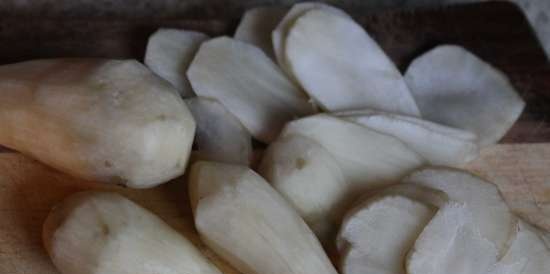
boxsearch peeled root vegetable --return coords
[405,45,525,146]
[186,97,252,165]
[234,6,287,59]
[337,195,436,274]
[0,59,195,188]
[144,28,208,97]
[487,220,550,274]
[280,114,425,190]
[271,2,348,80]
[284,9,420,114]
[375,184,448,208]
[403,168,515,255]
[406,202,499,274]
[258,134,349,242]
[189,162,338,274]
[337,109,479,166]
[43,192,222,274]
[187,37,314,143]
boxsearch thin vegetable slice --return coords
[337,109,479,166]
[235,7,287,59]
[337,195,436,274]
[487,220,550,274]
[407,202,499,274]
[187,37,314,143]
[259,134,349,242]
[43,192,222,274]
[281,114,425,190]
[272,2,348,80]
[185,97,252,165]
[285,9,420,114]
[0,59,195,188]
[145,29,208,97]
[403,168,515,255]
[404,45,525,146]
[189,162,338,274]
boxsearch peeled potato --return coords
[375,184,448,208]
[187,37,314,143]
[403,168,515,255]
[337,195,436,274]
[186,97,252,165]
[487,220,550,274]
[189,162,338,274]
[281,114,425,190]
[235,6,287,59]
[272,2,348,80]
[144,28,208,97]
[285,9,420,114]
[407,202,499,274]
[0,59,195,188]
[258,134,349,242]
[337,109,479,166]
[43,191,222,274]
[405,45,525,146]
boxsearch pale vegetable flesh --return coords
[144,28,208,97]
[285,9,420,114]
[43,191,222,274]
[337,195,436,274]
[404,45,525,146]
[187,37,314,143]
[186,97,252,165]
[235,6,287,59]
[189,162,338,274]
[0,59,195,188]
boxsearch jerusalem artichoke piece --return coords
[189,162,338,274]
[272,2,349,79]
[234,6,287,59]
[403,168,515,255]
[43,192,222,274]
[144,28,208,97]
[405,45,525,146]
[258,134,349,242]
[337,195,436,274]
[0,59,195,188]
[285,9,420,114]
[406,202,499,274]
[487,220,550,274]
[186,97,252,165]
[336,109,479,166]
[187,37,314,143]
[280,114,425,190]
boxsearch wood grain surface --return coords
[1,2,550,274]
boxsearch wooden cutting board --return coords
[1,2,550,273]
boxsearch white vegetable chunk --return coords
[403,168,515,255]
[285,9,420,114]
[43,192,222,274]
[337,195,436,274]
[187,37,314,143]
[336,109,479,166]
[487,220,550,274]
[407,202,499,274]
[272,2,348,80]
[186,97,252,165]
[281,114,425,190]
[0,59,195,188]
[144,29,208,97]
[235,6,287,59]
[258,134,349,242]
[189,162,338,274]
[405,45,525,146]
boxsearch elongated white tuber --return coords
[0,59,195,188]
[43,191,222,274]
